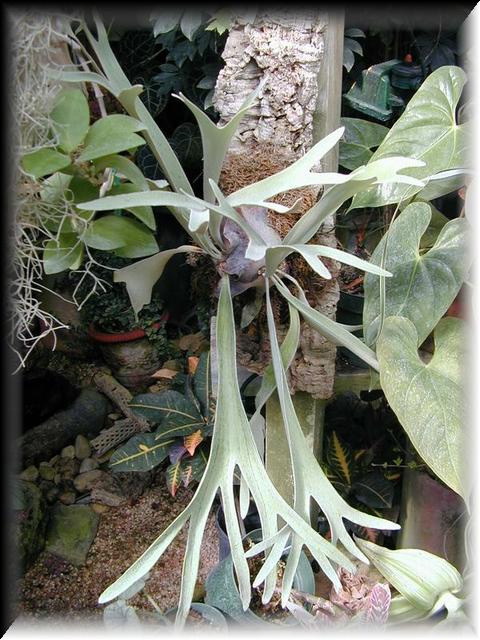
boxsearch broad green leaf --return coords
[21,148,71,178]
[418,205,449,249]
[50,89,90,153]
[94,154,149,191]
[83,216,158,256]
[377,316,467,500]
[69,176,99,204]
[355,538,463,612]
[78,115,147,162]
[181,448,208,486]
[110,432,173,472]
[43,233,83,274]
[351,66,468,209]
[179,12,202,40]
[113,245,203,315]
[152,11,183,36]
[413,168,468,203]
[352,472,394,509]
[107,183,156,230]
[339,118,388,171]
[39,172,72,203]
[363,202,470,347]
[326,432,354,486]
[129,391,205,437]
[183,430,203,456]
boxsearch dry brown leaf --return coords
[187,356,199,375]
[151,368,178,380]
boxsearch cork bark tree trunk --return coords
[213,9,344,400]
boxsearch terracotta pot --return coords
[88,319,167,390]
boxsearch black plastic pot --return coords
[205,528,315,627]
[337,291,368,369]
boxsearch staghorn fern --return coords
[43,14,468,629]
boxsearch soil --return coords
[16,483,219,625]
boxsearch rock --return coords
[91,503,110,514]
[163,359,183,371]
[73,470,104,493]
[89,487,125,507]
[45,505,100,566]
[45,486,60,504]
[49,454,60,467]
[75,435,91,460]
[79,457,99,473]
[19,466,38,482]
[20,387,110,467]
[61,445,75,459]
[54,473,62,485]
[39,465,55,481]
[59,491,76,505]
[16,481,48,571]
[59,458,80,480]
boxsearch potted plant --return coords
[81,284,171,390]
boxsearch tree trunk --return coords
[214,9,344,399]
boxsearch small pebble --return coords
[91,503,109,514]
[45,487,60,504]
[61,445,75,459]
[73,470,104,493]
[60,458,80,480]
[19,466,38,482]
[79,458,99,473]
[58,491,76,505]
[108,413,121,421]
[75,435,91,460]
[39,465,55,481]
[163,359,182,371]
[49,455,60,467]
[54,473,62,485]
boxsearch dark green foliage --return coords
[110,352,213,494]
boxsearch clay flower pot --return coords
[88,318,167,390]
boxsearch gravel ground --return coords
[16,481,219,624]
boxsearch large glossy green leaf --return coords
[110,432,173,472]
[363,202,470,347]
[129,391,206,438]
[339,117,388,171]
[83,215,158,257]
[50,89,90,153]
[21,148,71,178]
[43,233,83,274]
[377,316,467,500]
[351,66,467,209]
[355,538,463,613]
[78,115,147,162]
[94,154,149,191]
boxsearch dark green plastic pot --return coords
[205,528,315,627]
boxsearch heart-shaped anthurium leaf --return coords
[363,202,470,347]
[377,315,467,501]
[351,65,467,209]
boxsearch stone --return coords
[45,486,60,504]
[49,454,60,467]
[61,445,75,459]
[59,457,80,480]
[19,466,38,482]
[39,465,55,481]
[79,457,99,473]
[45,504,100,566]
[16,481,48,571]
[73,470,104,493]
[74,435,91,460]
[59,491,76,505]
[54,473,62,485]
[91,503,109,514]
